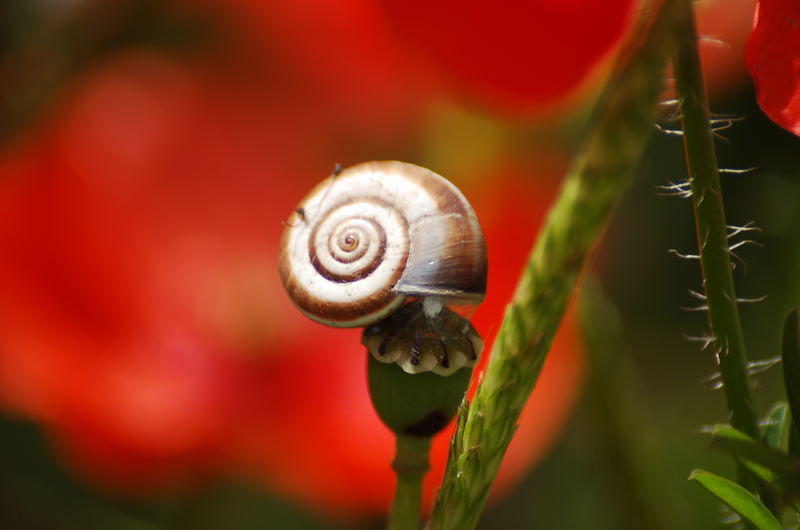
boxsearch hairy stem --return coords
[672,0,759,441]
[388,435,431,530]
[672,0,764,507]
[429,2,682,528]
[674,0,759,439]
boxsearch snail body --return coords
[279,161,487,328]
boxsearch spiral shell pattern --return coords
[279,161,487,328]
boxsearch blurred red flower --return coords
[380,0,637,116]
[0,0,594,519]
[746,0,800,135]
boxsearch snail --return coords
[279,161,487,375]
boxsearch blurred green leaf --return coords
[791,425,800,460]
[783,309,800,434]
[708,427,800,499]
[762,403,791,452]
[689,470,782,530]
[711,428,798,476]
[577,279,685,530]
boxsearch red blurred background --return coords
[0,0,769,528]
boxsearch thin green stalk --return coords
[579,280,686,530]
[671,0,759,443]
[388,435,431,530]
[672,2,769,516]
[429,2,682,528]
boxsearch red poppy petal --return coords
[746,0,800,135]
[381,0,636,114]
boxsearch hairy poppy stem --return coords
[672,0,758,441]
[388,434,431,530]
[671,0,762,496]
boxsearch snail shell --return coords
[278,161,487,328]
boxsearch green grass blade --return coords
[689,470,783,530]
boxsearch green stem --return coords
[429,2,682,528]
[671,0,759,443]
[672,1,769,514]
[672,2,780,519]
[388,435,431,530]
[579,280,686,530]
